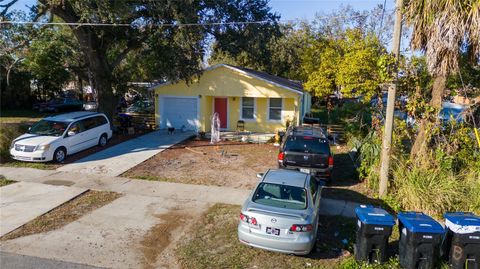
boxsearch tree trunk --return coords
[69,30,117,121]
[47,2,118,121]
[93,71,116,121]
[410,75,446,159]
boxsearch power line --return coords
[0,9,394,27]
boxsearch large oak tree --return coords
[30,0,279,120]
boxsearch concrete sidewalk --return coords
[0,167,360,218]
[56,130,194,177]
[1,194,208,269]
[0,181,87,237]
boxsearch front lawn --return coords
[124,139,278,189]
[176,204,357,269]
[0,109,49,124]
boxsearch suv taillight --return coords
[290,224,313,232]
[278,152,285,162]
[328,156,334,167]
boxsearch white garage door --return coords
[160,96,199,131]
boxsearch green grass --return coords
[0,109,48,124]
[310,103,370,125]
[0,161,56,170]
[132,175,178,182]
[0,117,56,169]
[176,204,358,269]
[0,175,16,187]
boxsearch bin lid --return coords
[444,212,480,234]
[355,205,395,226]
[397,212,444,234]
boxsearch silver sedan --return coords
[238,169,321,255]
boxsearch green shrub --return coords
[391,162,465,217]
[0,124,24,161]
[338,256,401,269]
[352,131,381,188]
[465,168,480,214]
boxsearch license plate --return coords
[266,227,280,236]
[299,168,310,174]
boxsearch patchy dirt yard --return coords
[123,139,278,189]
[175,204,357,269]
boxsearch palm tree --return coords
[404,0,480,157]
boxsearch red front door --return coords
[214,98,228,129]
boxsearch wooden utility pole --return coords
[379,0,403,197]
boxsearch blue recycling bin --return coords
[354,205,396,264]
[397,212,445,269]
[444,212,480,269]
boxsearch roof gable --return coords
[217,64,304,94]
[151,64,304,95]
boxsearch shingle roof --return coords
[223,64,304,93]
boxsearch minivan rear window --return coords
[284,136,330,154]
[252,183,307,210]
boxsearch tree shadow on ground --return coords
[308,150,400,261]
[307,215,357,260]
[322,152,396,213]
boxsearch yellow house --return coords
[152,64,311,133]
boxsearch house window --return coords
[268,98,282,121]
[241,97,255,120]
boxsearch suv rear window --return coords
[284,136,330,154]
[252,183,307,210]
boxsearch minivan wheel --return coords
[98,134,108,147]
[53,147,66,163]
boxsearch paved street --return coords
[1,252,104,269]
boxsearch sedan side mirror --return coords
[256,173,264,179]
[67,131,76,137]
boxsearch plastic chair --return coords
[236,120,245,132]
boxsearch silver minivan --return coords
[238,169,321,255]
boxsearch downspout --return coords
[298,93,305,125]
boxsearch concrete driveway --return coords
[0,182,87,237]
[57,130,194,177]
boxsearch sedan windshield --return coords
[252,183,307,210]
[28,120,69,136]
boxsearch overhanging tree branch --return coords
[0,0,19,17]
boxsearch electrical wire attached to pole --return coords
[0,10,394,28]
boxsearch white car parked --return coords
[10,112,112,163]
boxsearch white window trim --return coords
[240,97,256,121]
[267,97,283,122]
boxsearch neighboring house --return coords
[151,64,311,133]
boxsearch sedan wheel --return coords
[53,148,66,163]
